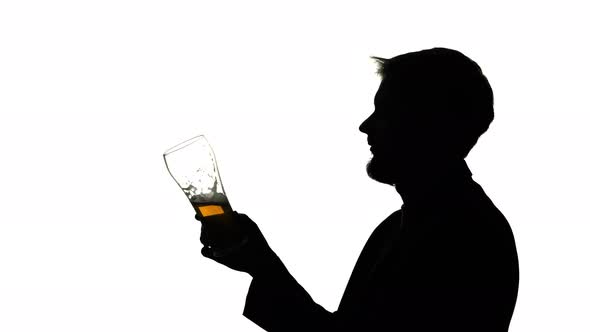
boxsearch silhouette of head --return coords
[359,47,494,185]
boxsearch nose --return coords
[359,113,372,134]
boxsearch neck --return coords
[394,159,473,207]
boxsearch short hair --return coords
[371,47,494,159]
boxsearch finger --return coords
[201,245,215,259]
[200,231,208,246]
[200,224,208,246]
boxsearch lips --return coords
[368,139,376,153]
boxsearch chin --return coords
[366,154,399,185]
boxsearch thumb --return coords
[233,211,257,230]
[201,246,217,260]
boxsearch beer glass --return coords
[164,135,246,256]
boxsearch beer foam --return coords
[182,184,229,204]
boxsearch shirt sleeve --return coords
[242,211,401,332]
[243,265,338,332]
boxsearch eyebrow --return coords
[374,95,382,107]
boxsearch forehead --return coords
[374,79,401,105]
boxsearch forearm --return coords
[243,258,336,332]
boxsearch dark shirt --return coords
[243,162,519,331]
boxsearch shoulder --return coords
[460,182,517,249]
[357,210,402,256]
[373,210,402,237]
[362,209,402,249]
[435,185,519,275]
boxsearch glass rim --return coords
[163,134,208,156]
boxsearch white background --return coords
[1,1,589,331]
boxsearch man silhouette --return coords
[197,47,519,332]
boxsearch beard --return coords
[366,153,400,186]
[367,148,462,187]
